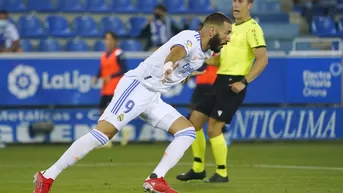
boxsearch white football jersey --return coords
[126,30,214,93]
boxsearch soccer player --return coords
[177,0,268,183]
[33,12,232,193]
[93,31,130,147]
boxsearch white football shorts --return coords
[98,75,183,132]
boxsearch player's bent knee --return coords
[168,116,194,135]
[96,120,119,139]
[174,127,196,141]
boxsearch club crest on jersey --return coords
[185,40,192,49]
[117,113,124,121]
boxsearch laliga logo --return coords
[8,64,40,99]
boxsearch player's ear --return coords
[248,1,252,9]
[209,27,215,38]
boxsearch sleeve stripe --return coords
[252,45,266,49]
[171,44,188,55]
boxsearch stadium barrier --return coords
[0,51,342,143]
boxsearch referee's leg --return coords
[176,93,215,182]
[205,90,246,183]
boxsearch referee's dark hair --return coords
[104,31,118,40]
[203,12,232,26]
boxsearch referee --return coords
[177,0,268,183]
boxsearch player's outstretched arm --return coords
[162,46,188,82]
[204,55,220,66]
[165,45,187,64]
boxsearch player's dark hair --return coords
[203,12,232,26]
[154,4,167,12]
[104,31,118,40]
[249,0,254,3]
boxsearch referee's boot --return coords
[176,169,206,181]
[204,173,229,183]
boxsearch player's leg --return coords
[33,78,148,193]
[176,92,215,181]
[99,95,114,148]
[141,99,196,192]
[205,88,246,183]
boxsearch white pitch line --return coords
[1,162,343,172]
[75,163,343,172]
[251,164,343,171]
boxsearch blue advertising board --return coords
[0,53,341,105]
[0,107,341,143]
[286,57,342,103]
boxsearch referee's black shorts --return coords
[99,95,113,109]
[190,84,213,110]
[195,74,247,124]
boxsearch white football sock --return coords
[43,129,109,180]
[152,127,196,178]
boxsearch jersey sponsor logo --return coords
[8,64,40,99]
[179,63,193,77]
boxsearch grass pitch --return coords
[0,142,342,193]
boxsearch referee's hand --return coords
[229,82,246,93]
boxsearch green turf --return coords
[0,142,343,193]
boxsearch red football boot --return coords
[33,171,54,193]
[143,174,178,193]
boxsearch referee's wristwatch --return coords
[241,77,249,86]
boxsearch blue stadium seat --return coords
[66,39,89,52]
[17,15,46,38]
[261,24,300,39]
[73,16,101,37]
[259,1,281,13]
[94,40,105,51]
[46,15,75,37]
[38,39,61,52]
[311,16,338,37]
[188,0,215,13]
[120,40,143,51]
[20,40,34,52]
[253,13,289,23]
[128,17,147,37]
[6,0,28,12]
[266,39,292,52]
[59,0,86,12]
[112,0,136,13]
[215,0,232,14]
[87,0,111,12]
[101,16,127,37]
[163,0,188,13]
[181,17,202,30]
[27,0,58,12]
[0,0,5,10]
[136,0,158,13]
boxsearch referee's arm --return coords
[245,27,268,83]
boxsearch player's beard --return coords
[209,34,222,53]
